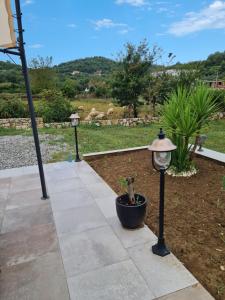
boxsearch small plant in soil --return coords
[118,176,143,206]
[116,176,147,228]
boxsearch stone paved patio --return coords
[0,160,215,300]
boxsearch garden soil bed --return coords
[86,149,225,300]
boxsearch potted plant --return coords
[116,177,147,229]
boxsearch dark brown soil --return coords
[86,150,225,300]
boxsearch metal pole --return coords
[15,0,49,199]
[74,126,81,162]
[152,167,170,257]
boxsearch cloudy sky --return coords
[2,0,225,64]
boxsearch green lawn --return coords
[41,124,160,162]
[203,120,225,153]
[0,119,224,162]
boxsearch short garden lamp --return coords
[69,113,81,162]
[148,128,176,257]
[197,134,207,152]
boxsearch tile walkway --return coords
[0,160,215,300]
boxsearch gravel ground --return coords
[0,135,67,170]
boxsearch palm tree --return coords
[162,85,218,174]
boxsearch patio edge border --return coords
[83,146,225,164]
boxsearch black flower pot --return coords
[116,193,147,229]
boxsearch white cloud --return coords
[23,0,34,6]
[156,32,166,36]
[115,0,147,7]
[168,0,225,36]
[118,29,129,34]
[28,44,44,49]
[67,23,77,28]
[157,7,169,13]
[93,18,128,30]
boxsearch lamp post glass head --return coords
[69,113,80,127]
[154,152,171,168]
[148,128,176,170]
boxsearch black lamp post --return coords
[70,113,81,162]
[148,128,176,257]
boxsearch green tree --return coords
[111,40,157,117]
[88,77,111,98]
[143,67,200,115]
[29,56,57,93]
[61,79,79,98]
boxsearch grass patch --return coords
[38,124,160,161]
[203,120,225,153]
[70,98,151,120]
[0,128,32,136]
[0,119,224,162]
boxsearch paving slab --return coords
[68,260,155,300]
[1,203,53,234]
[59,225,128,277]
[10,174,41,193]
[127,242,197,298]
[46,167,79,182]
[6,188,43,210]
[85,181,118,199]
[94,195,118,219]
[54,202,107,235]
[79,170,105,185]
[50,188,95,212]
[155,283,214,300]
[0,223,58,267]
[48,177,86,194]
[0,196,8,211]
[0,178,11,210]
[0,164,39,178]
[109,216,157,248]
[0,177,11,187]
[0,209,4,231]
[0,251,70,300]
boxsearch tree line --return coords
[0,41,225,118]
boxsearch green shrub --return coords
[39,89,63,102]
[36,90,73,122]
[0,96,28,118]
[162,85,219,173]
[212,89,225,110]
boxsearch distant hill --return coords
[56,56,118,76]
[0,51,225,94]
[169,51,225,80]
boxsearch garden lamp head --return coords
[197,134,207,152]
[69,113,80,127]
[148,128,176,169]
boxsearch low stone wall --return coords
[211,111,225,120]
[43,118,155,128]
[44,122,71,129]
[0,118,44,129]
[0,112,224,129]
[0,117,155,129]
[80,117,155,127]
